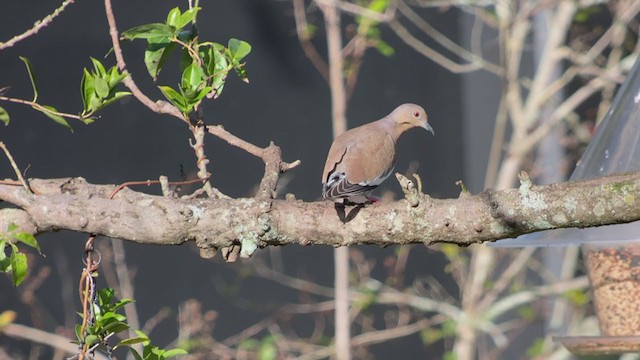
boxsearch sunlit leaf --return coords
[165,7,181,28]
[145,38,175,80]
[90,57,106,77]
[94,77,110,99]
[164,348,189,358]
[177,7,200,29]
[0,106,9,126]
[158,86,187,112]
[227,38,251,63]
[13,232,40,254]
[19,56,38,102]
[9,246,27,286]
[39,105,72,131]
[121,23,174,40]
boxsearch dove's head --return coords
[389,103,433,136]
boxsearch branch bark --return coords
[2,172,639,251]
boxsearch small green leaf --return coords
[166,7,181,28]
[99,91,131,110]
[19,56,38,102]
[234,64,249,83]
[374,40,395,57]
[13,232,40,254]
[227,38,251,63]
[526,337,545,357]
[85,334,100,347]
[9,246,27,286]
[181,63,204,92]
[81,69,95,113]
[116,336,149,348]
[75,324,83,342]
[97,288,115,306]
[121,23,174,40]
[164,348,189,358]
[129,348,143,360]
[7,224,18,232]
[177,7,200,29]
[90,57,106,77]
[0,106,9,126]
[144,39,175,80]
[158,86,187,112]
[39,105,72,131]
[94,77,110,99]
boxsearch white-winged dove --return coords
[322,103,434,204]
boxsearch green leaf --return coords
[0,106,9,126]
[177,7,200,29]
[129,348,143,360]
[94,77,110,99]
[13,232,40,254]
[145,38,176,80]
[211,46,229,98]
[107,66,128,87]
[165,7,181,28]
[90,57,107,77]
[259,338,276,360]
[98,91,131,110]
[562,289,589,306]
[7,223,18,232]
[97,288,115,306]
[526,337,545,357]
[121,23,174,40]
[158,86,187,112]
[234,64,249,83]
[85,334,100,347]
[39,105,72,131]
[227,38,251,63]
[116,336,149,348]
[19,56,38,102]
[181,63,205,93]
[9,246,27,286]
[374,40,395,57]
[81,69,95,113]
[164,348,189,358]
[0,240,10,272]
[75,324,83,342]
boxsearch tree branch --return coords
[1,172,640,252]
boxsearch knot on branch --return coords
[395,173,430,207]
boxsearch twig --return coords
[292,0,329,82]
[103,0,185,122]
[317,1,350,359]
[1,323,109,360]
[389,20,488,74]
[0,96,86,122]
[316,0,396,22]
[397,2,502,75]
[0,0,76,51]
[190,125,216,197]
[206,124,300,172]
[0,142,31,193]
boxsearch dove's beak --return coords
[421,122,434,135]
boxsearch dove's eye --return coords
[413,111,420,118]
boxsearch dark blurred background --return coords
[0,1,497,358]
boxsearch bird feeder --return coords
[500,55,640,355]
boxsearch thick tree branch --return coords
[1,172,639,252]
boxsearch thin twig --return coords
[2,323,109,360]
[0,0,76,51]
[0,96,86,122]
[0,142,31,193]
[317,1,350,359]
[103,0,185,122]
[293,0,329,82]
